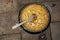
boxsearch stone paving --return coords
[0,0,60,40]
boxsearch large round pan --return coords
[18,2,51,34]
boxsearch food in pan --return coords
[20,4,49,32]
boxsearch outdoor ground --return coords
[0,0,60,40]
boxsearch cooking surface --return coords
[0,0,60,40]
